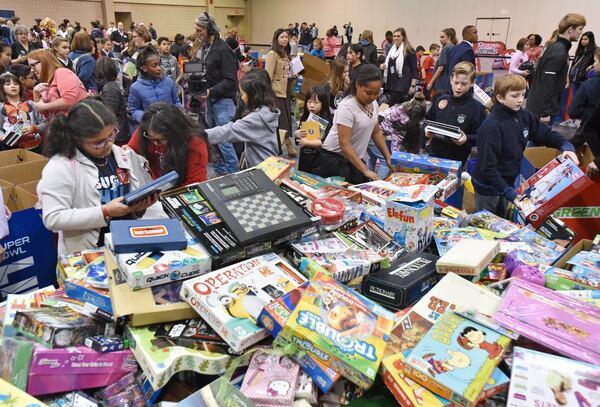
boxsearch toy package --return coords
[64,277,113,315]
[507,226,565,265]
[387,273,501,356]
[567,250,600,274]
[404,312,510,406]
[105,233,211,291]
[348,180,403,206]
[109,219,188,254]
[282,171,349,201]
[558,290,600,307]
[542,264,599,290]
[0,378,47,407]
[84,335,129,353]
[436,239,500,276]
[343,221,407,261]
[385,185,438,252]
[57,250,104,285]
[515,156,591,226]
[467,210,521,235]
[432,217,459,230]
[174,377,255,407]
[180,253,306,353]
[507,347,600,407]
[433,227,482,256]
[152,318,228,348]
[240,351,300,406]
[1,286,57,337]
[361,252,439,310]
[280,271,396,389]
[390,152,461,175]
[385,172,431,187]
[494,278,600,365]
[0,336,33,390]
[535,216,576,247]
[255,156,295,183]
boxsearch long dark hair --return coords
[301,85,332,123]
[575,31,596,57]
[396,94,426,153]
[138,103,208,186]
[0,73,26,102]
[271,28,290,58]
[94,57,118,91]
[239,69,277,113]
[348,64,382,97]
[44,98,117,158]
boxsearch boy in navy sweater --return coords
[424,61,486,165]
[473,74,579,217]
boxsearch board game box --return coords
[361,252,439,310]
[507,347,600,407]
[515,157,591,227]
[105,233,211,291]
[0,378,47,407]
[567,250,600,274]
[84,335,129,353]
[180,253,307,353]
[240,351,300,406]
[403,312,510,405]
[433,227,482,256]
[385,172,430,187]
[386,272,502,357]
[507,226,566,265]
[542,264,599,290]
[467,210,521,236]
[109,219,188,254]
[280,271,396,389]
[385,185,438,252]
[57,250,104,286]
[494,278,600,365]
[535,216,576,247]
[348,180,403,207]
[436,239,500,276]
[255,156,295,184]
[152,318,228,348]
[391,152,461,175]
[0,336,33,390]
[64,277,112,315]
[343,221,407,261]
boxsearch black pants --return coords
[312,149,369,184]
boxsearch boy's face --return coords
[497,89,526,111]
[103,41,113,52]
[450,73,473,97]
[159,40,170,54]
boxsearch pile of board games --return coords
[0,153,599,407]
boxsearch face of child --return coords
[79,125,116,159]
[432,47,440,57]
[450,73,472,97]
[312,39,320,50]
[21,72,36,90]
[306,95,322,115]
[278,31,289,47]
[291,35,298,44]
[159,40,170,54]
[103,41,113,52]
[581,35,589,47]
[343,65,350,86]
[142,55,162,78]
[524,42,530,51]
[0,48,10,66]
[355,80,381,106]
[54,42,70,59]
[347,49,356,64]
[239,85,248,105]
[3,79,20,98]
[497,89,526,111]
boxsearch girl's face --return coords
[278,31,289,47]
[133,32,144,48]
[142,55,162,79]
[524,42,530,51]
[355,80,381,106]
[21,71,36,90]
[79,125,117,159]
[343,65,350,86]
[54,42,70,59]
[497,89,526,111]
[239,84,248,105]
[0,48,11,67]
[440,32,449,45]
[27,58,43,80]
[581,35,589,47]
[3,79,20,99]
[347,49,356,64]
[450,73,472,97]
[306,95,322,115]
[393,31,404,47]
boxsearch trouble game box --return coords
[180,253,307,353]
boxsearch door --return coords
[114,12,133,32]
[476,17,510,45]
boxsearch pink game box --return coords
[27,345,138,395]
[494,278,600,365]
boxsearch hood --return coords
[249,106,280,131]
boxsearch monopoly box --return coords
[385,185,438,252]
[105,233,211,291]
[280,271,395,389]
[390,152,461,176]
[180,253,307,353]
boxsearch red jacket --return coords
[128,128,208,186]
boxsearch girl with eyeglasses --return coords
[38,98,167,254]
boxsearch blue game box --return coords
[391,152,461,175]
[109,219,187,254]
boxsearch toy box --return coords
[515,156,591,227]
[385,185,438,252]
[105,233,211,291]
[403,312,510,406]
[57,250,104,286]
[348,181,402,207]
[343,221,407,261]
[385,172,430,187]
[64,278,112,315]
[535,216,576,247]
[391,152,461,175]
[494,278,600,365]
[109,219,188,254]
[240,351,300,406]
[124,324,230,391]
[361,252,439,310]
[508,226,565,264]
[280,271,395,389]
[174,377,255,407]
[387,273,501,356]
[12,307,105,348]
[507,347,600,407]
[27,345,137,396]
[542,264,599,290]
[84,335,129,353]
[180,253,306,353]
[433,227,482,256]
[0,378,46,407]
[467,210,521,235]
[255,156,295,184]
[152,318,228,348]
[0,336,33,390]
[436,239,500,276]
[1,286,56,338]
[567,250,600,274]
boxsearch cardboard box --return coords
[436,239,500,276]
[554,239,593,269]
[0,378,47,406]
[523,147,560,169]
[17,179,38,195]
[105,248,198,327]
[2,186,38,213]
[298,54,330,99]
[0,179,13,188]
[0,159,47,185]
[0,149,46,168]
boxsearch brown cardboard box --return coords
[18,180,38,196]
[297,54,330,100]
[0,149,46,168]
[554,239,593,269]
[0,160,47,185]
[0,179,13,188]
[523,147,560,169]
[105,248,198,326]
[2,186,38,213]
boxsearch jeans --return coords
[367,139,392,179]
[206,97,240,174]
[475,193,509,218]
[300,44,311,53]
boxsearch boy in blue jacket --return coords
[472,74,579,217]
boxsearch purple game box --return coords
[28,345,138,396]
[494,278,600,366]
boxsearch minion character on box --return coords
[219,282,268,324]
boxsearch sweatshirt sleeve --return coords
[528,112,575,152]
[476,123,517,201]
[509,53,527,75]
[205,110,275,145]
[128,85,144,123]
[209,46,238,100]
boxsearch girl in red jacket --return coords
[128,103,209,187]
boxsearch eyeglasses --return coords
[143,131,167,145]
[87,127,118,150]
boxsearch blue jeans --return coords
[367,140,392,179]
[206,97,240,174]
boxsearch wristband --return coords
[101,205,111,222]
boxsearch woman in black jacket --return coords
[570,31,596,96]
[380,27,418,105]
[360,30,378,65]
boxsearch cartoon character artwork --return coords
[422,350,471,377]
[218,282,269,324]
[543,317,590,339]
[267,380,290,397]
[546,370,573,406]
[457,326,504,359]
[321,292,376,339]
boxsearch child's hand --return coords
[104,197,132,218]
[295,129,307,140]
[561,151,579,166]
[452,131,468,146]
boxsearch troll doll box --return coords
[280,271,395,389]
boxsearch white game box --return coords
[105,233,211,290]
[179,253,307,353]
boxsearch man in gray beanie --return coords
[192,12,240,174]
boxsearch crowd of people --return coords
[0,11,598,255]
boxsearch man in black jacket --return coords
[298,22,312,53]
[527,13,586,125]
[194,12,240,174]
